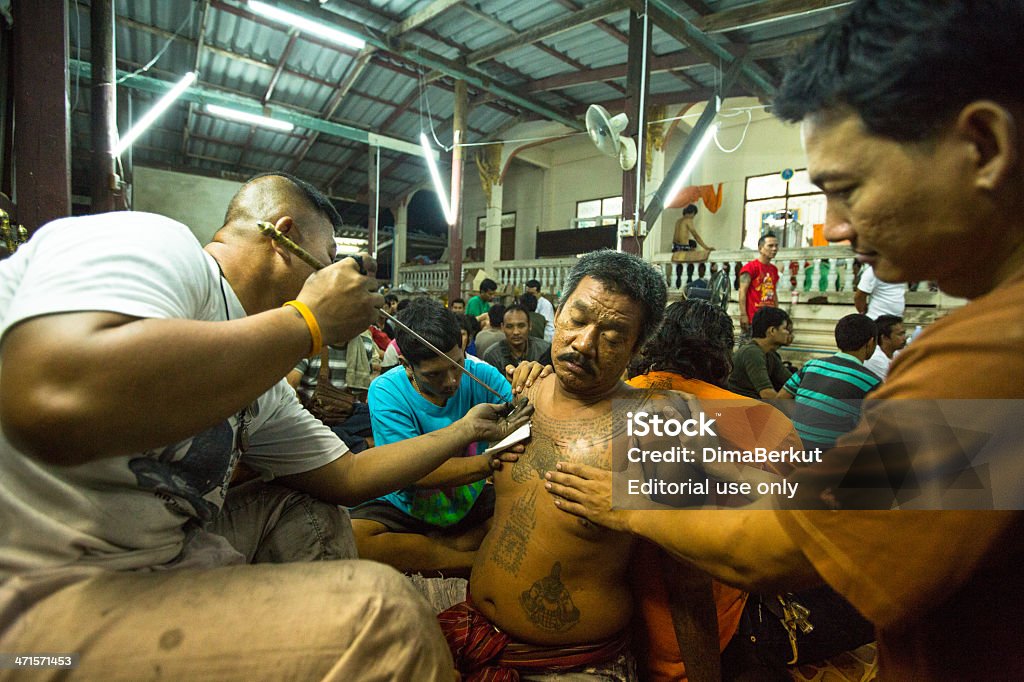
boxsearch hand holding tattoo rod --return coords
[258,221,529,418]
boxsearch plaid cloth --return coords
[437,599,630,681]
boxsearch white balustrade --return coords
[396,246,864,302]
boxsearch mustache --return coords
[557,352,595,375]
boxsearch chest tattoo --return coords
[520,562,580,632]
[491,486,538,576]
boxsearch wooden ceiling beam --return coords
[462,0,624,66]
[627,0,777,96]
[389,0,465,36]
[695,0,852,34]
[266,0,582,129]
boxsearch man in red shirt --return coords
[738,232,780,338]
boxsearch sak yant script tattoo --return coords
[491,486,538,575]
[511,433,561,482]
[511,389,654,482]
[520,562,580,632]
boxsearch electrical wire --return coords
[418,71,452,152]
[456,105,766,150]
[647,104,768,126]
[456,131,584,148]
[116,3,196,84]
[713,108,752,153]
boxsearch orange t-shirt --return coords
[774,273,1024,680]
[627,371,803,681]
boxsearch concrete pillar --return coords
[367,145,379,257]
[392,197,408,288]
[484,180,503,271]
[642,144,666,259]
[447,80,468,305]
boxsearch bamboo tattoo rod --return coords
[257,221,518,407]
[257,221,326,271]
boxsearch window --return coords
[574,196,622,228]
[742,170,826,249]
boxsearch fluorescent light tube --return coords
[420,133,455,225]
[206,104,295,132]
[249,1,366,49]
[663,121,720,209]
[113,71,197,156]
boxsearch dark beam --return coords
[269,0,582,129]
[629,0,777,97]
[531,44,623,97]
[448,80,467,303]
[463,0,624,66]
[746,32,821,60]
[324,87,422,192]
[181,0,210,163]
[390,0,464,35]
[642,55,748,227]
[90,0,118,212]
[287,0,465,175]
[621,7,651,255]
[457,4,510,32]
[71,60,431,159]
[326,81,487,196]
[13,0,70,230]
[264,31,299,103]
[236,29,300,169]
[553,0,629,45]
[114,12,365,96]
[526,49,704,93]
[695,0,852,34]
[209,0,360,58]
[1,15,14,200]
[523,27,822,97]
[566,86,746,117]
[287,47,376,174]
[211,1,519,126]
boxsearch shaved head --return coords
[222,172,342,234]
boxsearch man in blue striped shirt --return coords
[778,314,881,451]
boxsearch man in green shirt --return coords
[465,278,498,322]
[727,306,793,400]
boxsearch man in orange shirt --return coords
[627,299,801,681]
[545,2,1024,678]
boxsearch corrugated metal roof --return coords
[67,0,834,215]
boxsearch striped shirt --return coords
[782,353,881,451]
[293,335,376,402]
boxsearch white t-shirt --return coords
[535,295,556,342]
[0,212,345,580]
[857,265,907,319]
[864,344,891,380]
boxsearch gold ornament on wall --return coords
[475,143,503,204]
[645,105,666,182]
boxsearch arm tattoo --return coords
[519,562,580,632]
[491,486,537,576]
